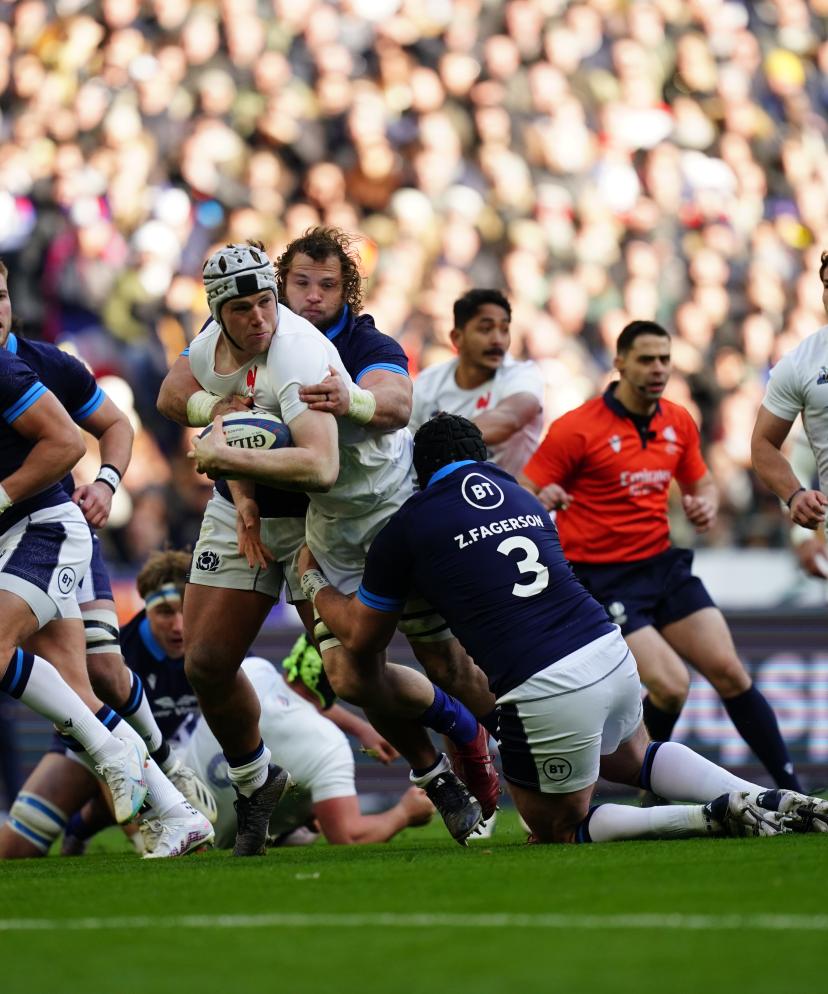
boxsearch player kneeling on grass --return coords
[181,642,434,847]
[299,413,828,843]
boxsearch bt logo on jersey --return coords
[461,473,505,510]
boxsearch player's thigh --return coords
[312,795,361,844]
[507,780,595,843]
[184,583,273,659]
[659,607,750,695]
[599,721,650,785]
[24,616,95,704]
[624,625,690,704]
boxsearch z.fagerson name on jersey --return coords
[454,513,546,549]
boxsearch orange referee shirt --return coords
[522,384,708,563]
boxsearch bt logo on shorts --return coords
[57,567,76,594]
[461,473,504,510]
[543,757,572,782]
[196,550,221,572]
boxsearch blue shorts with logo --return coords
[570,547,714,636]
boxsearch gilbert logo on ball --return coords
[199,411,292,451]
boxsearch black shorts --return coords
[570,547,714,637]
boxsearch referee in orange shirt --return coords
[519,320,801,793]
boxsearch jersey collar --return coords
[5,332,18,354]
[427,459,478,487]
[603,383,660,445]
[324,305,350,341]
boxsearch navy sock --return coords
[637,740,664,791]
[65,810,96,842]
[94,704,122,733]
[225,740,265,768]
[0,649,34,699]
[150,741,171,768]
[120,672,145,717]
[723,685,801,790]
[418,686,478,746]
[479,709,499,738]
[575,805,599,843]
[642,695,681,742]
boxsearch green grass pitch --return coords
[1,810,825,994]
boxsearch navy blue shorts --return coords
[570,547,714,637]
[76,533,114,604]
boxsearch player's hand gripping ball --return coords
[190,410,292,478]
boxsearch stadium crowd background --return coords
[1,0,828,567]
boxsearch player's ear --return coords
[449,326,463,350]
[613,352,624,374]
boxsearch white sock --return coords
[10,652,121,763]
[112,719,185,817]
[121,671,164,753]
[585,803,708,842]
[409,753,451,787]
[648,742,764,803]
[227,744,271,797]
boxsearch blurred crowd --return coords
[2,0,828,562]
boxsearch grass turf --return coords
[1,810,825,994]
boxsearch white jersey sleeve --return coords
[265,330,336,426]
[762,350,806,422]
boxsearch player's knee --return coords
[324,664,365,705]
[5,792,68,857]
[82,607,121,658]
[184,644,236,695]
[708,661,751,698]
[646,671,689,712]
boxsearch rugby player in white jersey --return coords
[751,251,828,534]
[183,645,434,849]
[409,289,544,478]
[158,242,489,851]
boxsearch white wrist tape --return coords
[186,390,220,427]
[300,569,330,605]
[348,384,377,425]
[95,464,122,493]
[0,483,12,515]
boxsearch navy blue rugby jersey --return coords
[121,610,199,741]
[358,462,615,697]
[6,333,104,500]
[0,345,73,534]
[189,306,410,518]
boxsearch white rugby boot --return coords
[96,739,149,824]
[141,804,215,859]
[703,791,790,837]
[754,789,828,833]
[164,758,218,824]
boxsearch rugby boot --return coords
[754,788,828,833]
[142,804,215,858]
[423,768,482,846]
[96,739,149,824]
[446,724,500,819]
[702,791,790,837]
[165,757,219,824]
[232,765,293,856]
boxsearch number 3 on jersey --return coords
[497,536,549,598]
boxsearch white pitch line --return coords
[0,913,826,932]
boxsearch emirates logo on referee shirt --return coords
[608,434,621,453]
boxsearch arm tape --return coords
[186,390,221,427]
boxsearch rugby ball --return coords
[199,410,292,450]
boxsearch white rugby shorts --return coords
[0,504,92,627]
[497,628,642,794]
[189,491,306,601]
